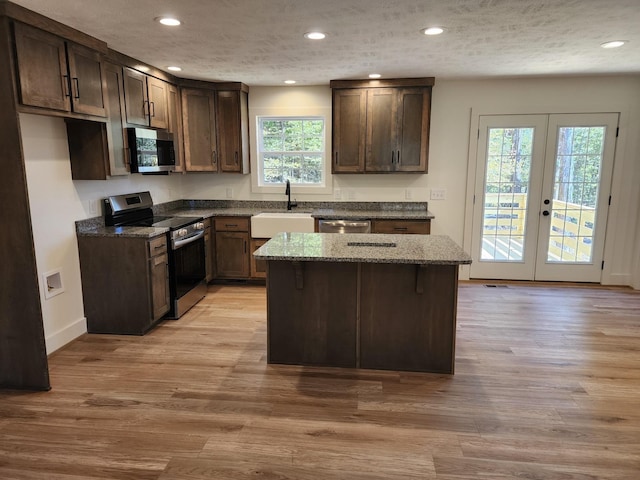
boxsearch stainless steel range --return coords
[104,192,207,319]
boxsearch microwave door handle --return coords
[173,230,205,249]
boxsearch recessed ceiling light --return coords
[304,31,326,40]
[155,16,181,26]
[600,40,626,49]
[369,73,381,79]
[167,66,182,72]
[422,26,445,36]
[284,80,296,84]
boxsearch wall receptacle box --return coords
[226,187,233,199]
[334,189,342,200]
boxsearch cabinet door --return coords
[215,232,249,278]
[182,88,218,171]
[216,90,242,172]
[250,238,268,279]
[395,88,430,172]
[150,251,170,321]
[366,88,397,172]
[123,67,148,126]
[371,219,431,234]
[103,62,129,176]
[167,84,185,172]
[66,42,106,117]
[332,89,366,173]
[204,220,214,282]
[13,22,70,112]
[147,76,169,129]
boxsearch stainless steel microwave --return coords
[126,128,175,174]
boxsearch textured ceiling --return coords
[9,0,640,86]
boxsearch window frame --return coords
[257,116,326,188]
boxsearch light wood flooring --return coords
[1,282,639,479]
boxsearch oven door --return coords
[168,231,206,318]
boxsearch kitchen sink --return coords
[250,212,315,238]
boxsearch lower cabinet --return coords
[250,238,268,279]
[203,219,215,282]
[214,217,250,279]
[77,234,170,334]
[371,219,431,234]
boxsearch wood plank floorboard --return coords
[1,283,640,479]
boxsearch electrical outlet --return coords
[430,188,447,201]
[334,189,342,200]
[405,189,412,200]
[226,187,233,199]
[88,199,99,215]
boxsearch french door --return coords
[470,113,618,282]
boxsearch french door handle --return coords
[542,210,550,216]
[543,199,550,205]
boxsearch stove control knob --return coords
[177,228,188,237]
[195,222,205,230]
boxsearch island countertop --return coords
[254,232,472,265]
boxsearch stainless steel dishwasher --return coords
[318,219,371,233]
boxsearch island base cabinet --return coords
[266,261,357,367]
[359,263,458,374]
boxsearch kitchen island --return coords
[254,233,472,374]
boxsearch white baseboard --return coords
[45,317,87,355]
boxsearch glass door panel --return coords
[535,114,618,282]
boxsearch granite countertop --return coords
[75,201,435,237]
[254,233,472,265]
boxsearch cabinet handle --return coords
[335,152,338,165]
[63,75,71,98]
[394,227,408,231]
[143,100,149,117]
[150,101,156,117]
[244,240,247,254]
[225,224,238,228]
[397,150,401,164]
[391,151,395,164]
[235,151,239,164]
[72,77,80,99]
[212,151,217,165]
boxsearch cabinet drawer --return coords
[148,235,168,256]
[214,217,249,232]
[372,219,430,234]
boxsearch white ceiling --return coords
[10,0,640,86]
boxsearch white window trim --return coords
[250,106,333,195]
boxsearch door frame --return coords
[462,108,625,285]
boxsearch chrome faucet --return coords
[285,180,297,210]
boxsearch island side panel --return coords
[359,263,458,373]
[266,260,358,367]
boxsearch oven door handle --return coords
[173,230,205,249]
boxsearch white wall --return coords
[21,114,184,354]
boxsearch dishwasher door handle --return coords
[322,220,369,228]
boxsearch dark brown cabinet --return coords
[371,219,431,234]
[216,89,250,173]
[123,67,169,129]
[250,238,268,279]
[214,217,250,279]
[167,84,185,172]
[103,61,129,176]
[181,86,250,173]
[331,78,433,174]
[14,22,106,117]
[203,218,215,282]
[77,234,170,334]
[182,88,218,171]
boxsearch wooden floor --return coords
[1,283,640,479]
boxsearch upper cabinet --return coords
[13,22,106,117]
[331,78,433,174]
[123,67,169,129]
[181,85,250,174]
[182,88,218,172]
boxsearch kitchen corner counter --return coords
[75,223,169,239]
[254,232,471,265]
